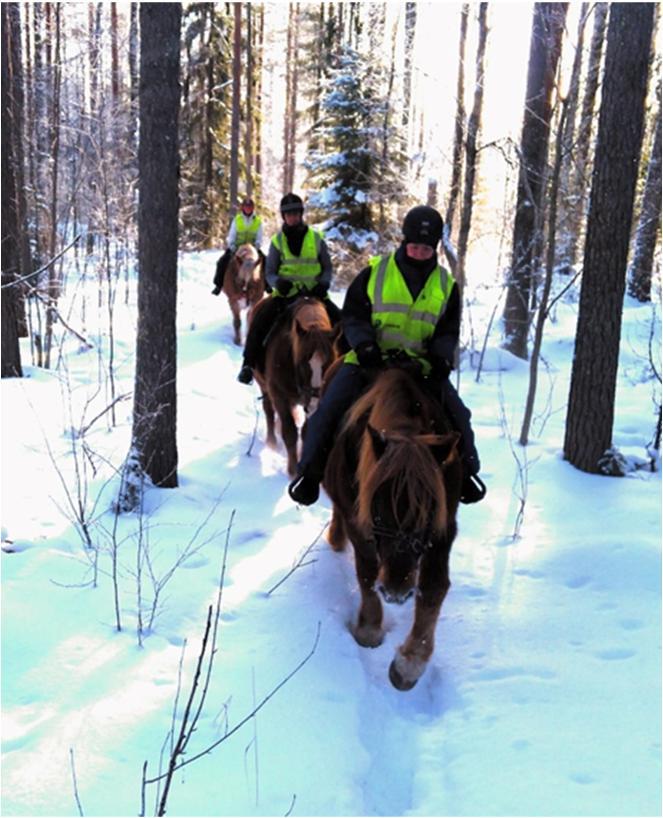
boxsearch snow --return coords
[1,250,661,817]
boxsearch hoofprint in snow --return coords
[1,250,660,817]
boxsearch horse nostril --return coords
[377,584,414,605]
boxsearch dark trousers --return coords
[243,294,342,369]
[298,364,480,479]
[214,248,233,289]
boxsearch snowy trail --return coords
[2,254,660,816]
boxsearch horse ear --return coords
[295,320,307,338]
[367,424,388,459]
[431,432,461,466]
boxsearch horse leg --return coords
[351,542,384,648]
[231,301,242,346]
[274,395,299,476]
[327,505,347,552]
[261,390,277,447]
[389,546,451,691]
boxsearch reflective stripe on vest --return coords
[271,228,323,291]
[234,213,262,246]
[345,253,454,373]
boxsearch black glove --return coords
[212,286,221,296]
[275,278,293,296]
[386,349,424,377]
[356,341,383,369]
[430,357,452,380]
[310,282,328,299]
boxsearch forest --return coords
[1,3,661,817]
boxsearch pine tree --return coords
[564,3,655,474]
[304,45,404,250]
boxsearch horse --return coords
[323,366,463,691]
[223,244,265,345]
[252,297,339,476]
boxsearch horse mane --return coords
[289,299,332,364]
[348,369,452,536]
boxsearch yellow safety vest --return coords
[271,227,323,295]
[345,253,455,374]
[234,213,262,245]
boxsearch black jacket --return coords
[341,246,460,367]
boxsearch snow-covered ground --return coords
[2,250,661,817]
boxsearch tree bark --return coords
[4,3,29,336]
[564,3,655,473]
[445,4,468,235]
[627,92,661,302]
[555,2,590,272]
[502,2,568,360]
[229,2,242,211]
[132,2,181,490]
[456,3,488,298]
[1,5,23,377]
[245,3,253,197]
[402,1,417,137]
[566,3,609,268]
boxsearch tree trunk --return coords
[445,4,468,235]
[4,3,29,336]
[1,6,23,377]
[229,2,241,211]
[555,2,590,272]
[131,2,181,491]
[402,1,417,138]
[564,3,655,473]
[627,93,661,302]
[128,2,139,157]
[110,2,119,104]
[43,4,62,369]
[456,3,488,298]
[502,2,568,360]
[566,3,609,268]
[245,3,253,197]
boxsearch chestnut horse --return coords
[323,367,462,691]
[252,297,339,476]
[224,244,265,345]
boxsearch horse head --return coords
[290,298,337,415]
[234,244,260,290]
[348,369,460,604]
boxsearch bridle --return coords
[370,515,433,557]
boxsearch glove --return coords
[430,357,452,380]
[356,342,383,369]
[310,282,328,299]
[275,277,293,296]
[386,349,424,377]
[212,286,221,296]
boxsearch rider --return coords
[237,193,342,385]
[288,204,486,506]
[212,197,264,295]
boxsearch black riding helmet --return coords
[280,193,304,215]
[402,205,444,248]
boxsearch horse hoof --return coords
[353,623,383,648]
[388,659,419,691]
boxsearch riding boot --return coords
[288,364,368,505]
[440,379,486,504]
[238,296,283,378]
[213,248,233,293]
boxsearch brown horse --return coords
[252,297,339,476]
[223,244,265,345]
[323,367,462,691]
